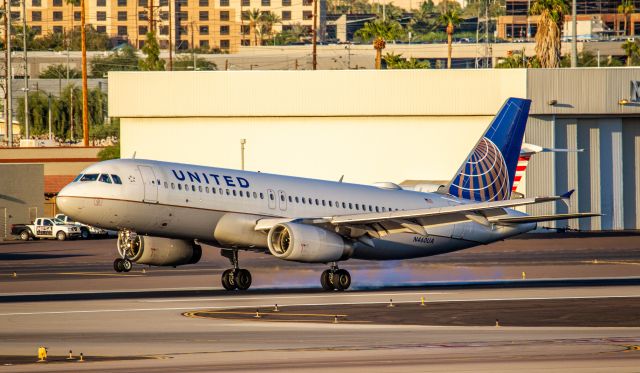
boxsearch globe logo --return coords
[450,137,510,202]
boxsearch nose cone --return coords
[56,183,83,219]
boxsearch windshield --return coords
[73,174,83,182]
[52,218,66,224]
[99,174,112,184]
[80,174,99,182]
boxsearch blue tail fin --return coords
[447,98,531,202]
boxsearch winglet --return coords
[560,189,575,209]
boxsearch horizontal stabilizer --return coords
[490,212,601,225]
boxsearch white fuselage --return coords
[57,159,535,261]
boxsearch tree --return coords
[530,0,568,68]
[139,32,166,71]
[260,11,282,44]
[622,39,640,66]
[560,51,624,67]
[438,9,462,68]
[355,19,405,69]
[273,23,312,45]
[248,9,264,46]
[383,52,430,68]
[172,55,217,70]
[39,64,82,79]
[67,26,111,51]
[618,0,635,36]
[409,0,439,36]
[90,45,141,78]
[98,142,120,161]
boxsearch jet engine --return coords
[125,236,202,266]
[267,223,352,263]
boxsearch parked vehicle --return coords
[55,214,113,238]
[13,218,83,241]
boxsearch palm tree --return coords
[530,0,568,68]
[355,19,404,69]
[248,9,263,46]
[622,39,639,65]
[618,0,635,36]
[260,11,282,45]
[438,9,462,69]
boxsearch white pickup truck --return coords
[55,214,111,238]
[20,217,83,241]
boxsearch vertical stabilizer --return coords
[447,98,531,202]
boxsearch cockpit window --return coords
[73,174,83,182]
[80,174,99,182]
[99,174,112,184]
[111,175,123,184]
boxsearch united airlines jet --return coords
[56,98,598,291]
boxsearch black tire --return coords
[221,269,237,290]
[56,231,67,241]
[113,258,124,273]
[80,228,90,240]
[121,259,133,272]
[320,269,334,291]
[19,230,30,241]
[335,269,351,291]
[236,269,252,291]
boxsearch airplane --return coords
[56,98,599,291]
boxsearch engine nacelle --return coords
[267,223,351,263]
[126,236,202,266]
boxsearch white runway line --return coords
[1,294,638,317]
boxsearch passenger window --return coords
[349,203,353,209]
[328,201,333,207]
[226,189,230,195]
[295,196,299,203]
[157,179,161,185]
[281,194,285,201]
[184,184,188,191]
[269,193,275,201]
[111,174,123,184]
[239,190,243,197]
[99,174,112,184]
[219,188,223,194]
[341,202,346,208]
[191,185,196,192]
[171,183,175,189]
[322,200,326,206]
[253,192,257,198]
[80,173,99,182]
[206,187,210,193]
[178,184,182,190]
[212,187,216,194]
[355,204,359,210]
[288,196,293,203]
[233,190,237,196]
[246,192,250,198]
[376,206,380,212]
[164,182,168,188]
[260,193,264,199]
[198,186,203,192]
[308,198,313,205]
[302,197,306,204]
[315,198,319,205]
[382,207,387,212]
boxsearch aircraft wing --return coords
[255,191,582,237]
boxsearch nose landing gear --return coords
[220,249,252,291]
[321,263,351,291]
[113,230,135,273]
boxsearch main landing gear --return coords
[320,262,351,291]
[220,249,252,291]
[113,230,134,273]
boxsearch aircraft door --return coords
[278,190,287,211]
[138,165,158,203]
[267,189,276,209]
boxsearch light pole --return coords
[5,0,13,147]
[571,0,577,67]
[22,0,29,140]
[240,138,246,170]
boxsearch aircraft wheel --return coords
[235,269,252,291]
[320,269,334,291]
[221,269,237,290]
[121,259,133,272]
[113,258,124,273]
[335,269,351,291]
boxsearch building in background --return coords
[498,0,638,40]
[0,164,44,240]
[3,0,322,53]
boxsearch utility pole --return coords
[70,87,74,141]
[190,22,196,69]
[21,0,28,141]
[47,93,52,140]
[571,0,577,67]
[5,0,13,147]
[168,0,172,70]
[240,138,246,170]
[148,0,154,33]
[80,0,88,146]
[312,0,318,70]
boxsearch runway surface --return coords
[1,232,639,372]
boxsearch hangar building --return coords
[109,69,640,231]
